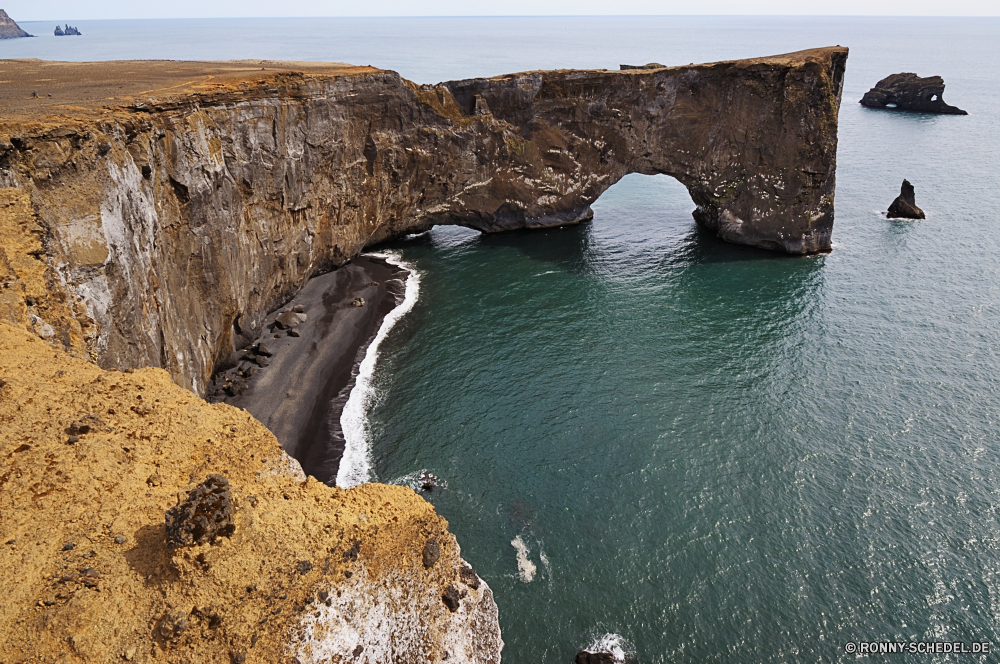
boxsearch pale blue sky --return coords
[7,0,999,20]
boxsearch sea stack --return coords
[54,23,81,36]
[887,180,926,219]
[0,9,32,38]
[861,73,967,115]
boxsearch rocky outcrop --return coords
[860,73,967,115]
[0,9,31,38]
[54,24,82,36]
[0,322,502,663]
[0,48,848,396]
[886,179,925,219]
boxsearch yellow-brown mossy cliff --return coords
[0,323,501,663]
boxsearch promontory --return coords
[0,47,847,662]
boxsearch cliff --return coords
[0,8,31,38]
[0,318,501,663]
[0,49,847,396]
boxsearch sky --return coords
[6,0,1000,20]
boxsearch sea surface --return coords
[5,15,1000,663]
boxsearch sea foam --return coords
[583,633,631,662]
[336,251,421,488]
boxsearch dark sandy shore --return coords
[209,255,408,484]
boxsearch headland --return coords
[0,48,848,661]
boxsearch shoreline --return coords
[210,254,414,485]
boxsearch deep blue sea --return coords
[5,15,1000,663]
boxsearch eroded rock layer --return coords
[0,48,846,395]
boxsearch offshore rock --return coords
[0,9,31,39]
[0,49,847,395]
[54,24,82,36]
[619,63,666,70]
[860,73,967,115]
[886,179,925,219]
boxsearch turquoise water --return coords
[5,15,1000,662]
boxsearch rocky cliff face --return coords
[0,9,31,39]
[0,47,847,395]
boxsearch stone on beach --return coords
[274,311,307,329]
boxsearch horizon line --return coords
[16,13,1000,21]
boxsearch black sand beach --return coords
[210,255,408,483]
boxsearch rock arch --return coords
[403,47,848,255]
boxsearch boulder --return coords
[860,73,967,115]
[887,179,925,219]
[274,311,306,329]
[165,474,236,549]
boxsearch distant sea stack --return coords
[0,9,32,38]
[54,23,82,36]
[887,180,926,219]
[861,73,967,115]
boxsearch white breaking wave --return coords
[387,470,448,493]
[584,633,631,662]
[336,251,421,488]
[511,535,537,583]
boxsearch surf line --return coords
[336,250,421,488]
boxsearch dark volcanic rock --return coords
[575,651,636,664]
[860,73,967,115]
[165,474,236,549]
[54,24,81,36]
[422,537,441,568]
[0,9,31,39]
[442,584,462,612]
[619,63,666,70]
[886,179,925,219]
[459,564,480,590]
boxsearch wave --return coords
[583,633,632,662]
[511,535,538,583]
[336,250,421,488]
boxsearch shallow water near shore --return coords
[6,14,1000,663]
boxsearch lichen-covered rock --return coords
[860,73,967,115]
[165,474,236,548]
[0,322,503,663]
[887,179,926,219]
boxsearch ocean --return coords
[5,15,1000,663]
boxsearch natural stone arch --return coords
[2,49,847,393]
[401,47,848,255]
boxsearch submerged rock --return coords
[860,73,967,115]
[887,179,926,219]
[419,471,439,492]
[575,651,636,664]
